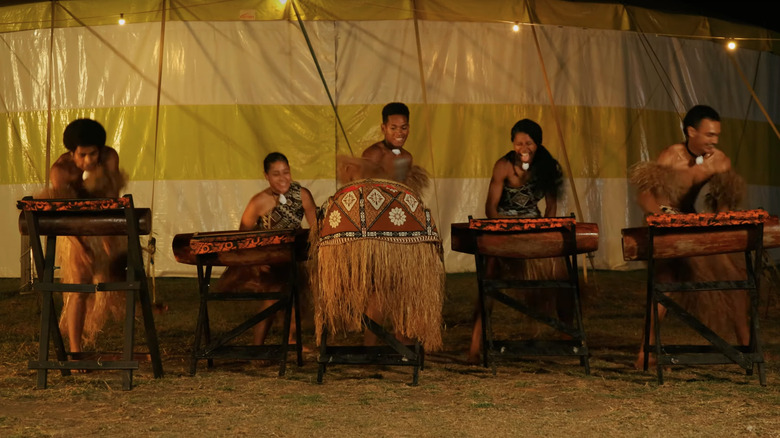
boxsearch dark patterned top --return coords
[257,181,305,230]
[496,181,545,218]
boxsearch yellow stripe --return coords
[2,104,778,184]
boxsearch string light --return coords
[726,39,737,50]
[118,13,125,25]
[512,22,519,32]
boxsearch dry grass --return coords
[1,271,780,437]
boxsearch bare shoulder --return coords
[50,152,77,180]
[300,186,314,200]
[251,189,274,206]
[361,142,384,161]
[100,146,119,168]
[52,151,73,167]
[491,156,512,178]
[657,143,684,166]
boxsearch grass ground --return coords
[1,270,779,437]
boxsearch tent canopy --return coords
[1,0,778,276]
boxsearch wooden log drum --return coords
[621,210,773,385]
[451,217,598,374]
[172,228,308,376]
[17,195,163,390]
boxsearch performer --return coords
[48,118,127,355]
[468,118,568,364]
[216,152,317,347]
[629,104,749,369]
[337,102,429,194]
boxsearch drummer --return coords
[216,152,317,347]
[468,119,568,364]
[629,104,750,368]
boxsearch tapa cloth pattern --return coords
[312,178,445,351]
[318,179,439,245]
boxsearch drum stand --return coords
[316,316,424,385]
[18,195,163,390]
[642,222,766,385]
[475,220,590,375]
[189,232,303,376]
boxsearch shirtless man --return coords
[630,104,750,369]
[49,118,125,354]
[361,102,429,346]
[636,105,733,215]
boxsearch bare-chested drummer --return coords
[629,104,750,369]
[338,102,429,194]
[49,118,126,355]
[357,103,432,346]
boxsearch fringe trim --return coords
[705,170,745,212]
[58,235,127,347]
[336,155,386,185]
[404,165,430,195]
[313,239,445,351]
[657,253,749,341]
[628,161,684,205]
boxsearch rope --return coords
[290,0,353,156]
[145,0,170,304]
[527,22,583,221]
[728,52,780,142]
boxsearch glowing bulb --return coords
[726,40,736,50]
[118,13,125,25]
[512,23,520,32]
[278,0,288,5]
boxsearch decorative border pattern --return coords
[190,230,295,254]
[647,209,770,228]
[17,197,132,212]
[468,217,576,232]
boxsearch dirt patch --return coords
[1,271,779,437]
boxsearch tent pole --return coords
[411,0,442,226]
[728,52,780,142]
[45,0,55,187]
[146,0,169,304]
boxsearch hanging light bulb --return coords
[118,13,126,25]
[726,39,737,50]
[512,22,520,32]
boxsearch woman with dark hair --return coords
[217,152,317,348]
[468,119,569,364]
[487,118,563,219]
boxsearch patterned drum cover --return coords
[319,179,439,245]
[313,178,444,351]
